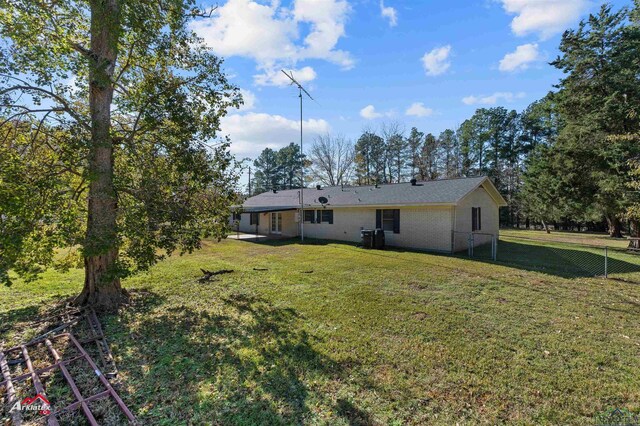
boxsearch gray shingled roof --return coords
[242,176,504,211]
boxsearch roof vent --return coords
[410,178,417,186]
[272,189,277,194]
[316,185,322,190]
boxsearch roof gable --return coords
[478,180,508,207]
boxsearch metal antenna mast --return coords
[247,166,252,197]
[281,70,314,242]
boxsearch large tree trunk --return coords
[606,216,623,239]
[75,0,125,311]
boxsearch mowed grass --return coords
[1,233,640,425]
[496,229,640,278]
[500,228,629,249]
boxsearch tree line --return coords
[251,101,553,229]
[250,2,640,238]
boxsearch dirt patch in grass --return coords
[413,312,428,320]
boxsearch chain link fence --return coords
[452,231,497,261]
[453,232,640,279]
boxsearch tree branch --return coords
[0,79,90,131]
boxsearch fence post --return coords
[451,229,455,254]
[492,235,497,261]
[604,247,608,278]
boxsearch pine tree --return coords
[437,129,458,178]
[420,133,439,180]
[354,131,385,184]
[406,127,424,179]
[456,120,475,177]
[253,148,282,194]
[550,4,640,237]
[277,143,305,189]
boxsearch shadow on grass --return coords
[336,398,380,426]
[487,240,640,279]
[231,236,325,248]
[0,287,376,424]
[0,304,42,337]
[0,290,166,344]
[248,235,640,281]
[110,290,356,425]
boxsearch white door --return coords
[271,212,282,234]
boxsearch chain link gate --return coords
[452,231,497,261]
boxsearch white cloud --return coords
[237,89,257,111]
[499,43,541,72]
[462,92,526,106]
[360,105,383,119]
[191,0,353,83]
[380,1,398,27]
[254,66,317,87]
[191,0,296,64]
[293,0,353,68]
[421,45,451,76]
[222,112,331,156]
[405,102,433,117]
[500,0,589,40]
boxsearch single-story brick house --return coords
[230,176,507,253]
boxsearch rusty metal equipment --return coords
[1,333,136,425]
[83,309,118,379]
[18,307,118,379]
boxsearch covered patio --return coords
[230,206,300,238]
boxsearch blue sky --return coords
[191,0,630,160]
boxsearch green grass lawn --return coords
[500,228,629,249]
[2,233,640,425]
[496,229,640,278]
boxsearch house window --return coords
[250,213,259,225]
[382,210,395,231]
[304,209,333,224]
[472,207,482,231]
[321,210,333,224]
[232,211,241,221]
[376,209,400,233]
[304,210,315,223]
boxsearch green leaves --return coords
[0,122,85,286]
[522,2,640,230]
[253,143,305,194]
[1,0,241,287]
